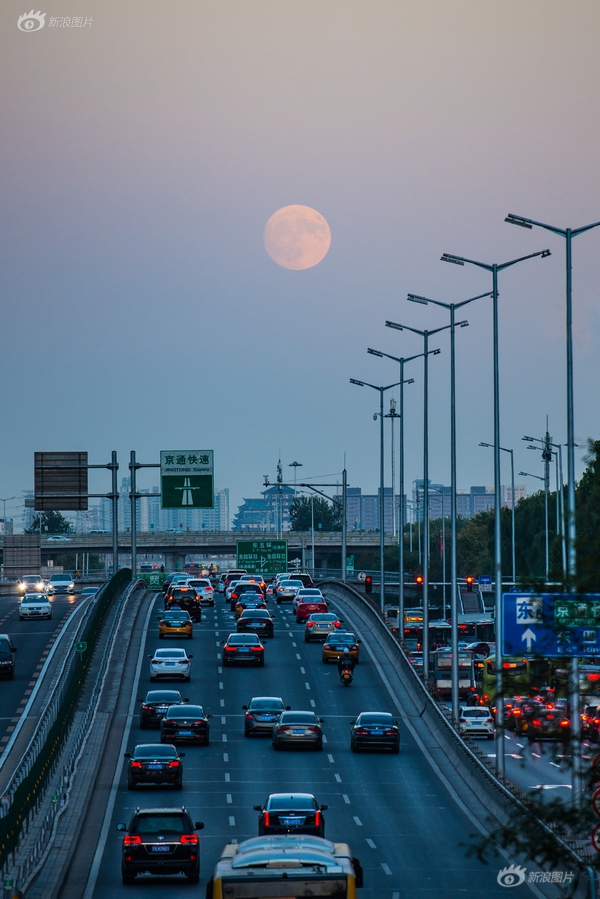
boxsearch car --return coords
[234,596,268,617]
[292,588,324,612]
[125,743,185,790]
[226,580,246,602]
[149,648,193,682]
[46,535,71,542]
[275,580,304,603]
[19,593,52,620]
[185,578,214,606]
[80,586,100,599]
[254,793,327,837]
[322,632,361,664]
[350,712,400,753]
[0,634,17,679]
[304,613,343,642]
[237,608,274,638]
[458,706,495,739]
[407,651,424,671]
[582,702,600,740]
[222,633,265,666]
[158,610,194,639]
[514,699,544,736]
[289,573,315,588]
[165,587,201,622]
[230,584,266,611]
[527,708,570,741]
[296,600,328,623]
[16,574,45,594]
[242,697,290,736]
[237,575,267,595]
[116,806,204,884]
[47,573,75,595]
[139,690,188,728]
[160,704,211,745]
[272,711,324,751]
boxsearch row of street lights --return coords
[349,212,600,789]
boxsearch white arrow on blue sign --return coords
[502,593,600,658]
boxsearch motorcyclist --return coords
[337,650,355,678]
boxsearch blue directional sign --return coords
[478,575,492,586]
[503,593,600,658]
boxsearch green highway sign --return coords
[75,642,87,652]
[554,597,600,628]
[236,540,288,576]
[160,451,214,510]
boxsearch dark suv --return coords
[117,806,204,884]
[165,587,201,622]
[0,635,17,680]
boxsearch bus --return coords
[403,618,494,652]
[480,656,549,704]
[430,649,476,699]
[206,835,363,898]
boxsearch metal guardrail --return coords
[319,579,592,871]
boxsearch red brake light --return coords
[130,760,143,768]
[355,728,368,735]
[263,811,270,826]
[560,719,569,727]
[532,719,541,726]
[334,621,341,627]
[307,622,315,627]
[168,759,181,767]
[385,729,396,735]
[124,835,142,845]
[180,834,198,845]
[142,704,152,711]
[245,712,255,720]
[232,593,238,599]
[513,709,521,716]
[315,809,321,826]
[225,646,236,652]
[251,646,262,652]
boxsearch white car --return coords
[17,575,46,594]
[292,588,325,613]
[20,593,52,620]
[458,706,495,739]
[47,574,75,595]
[186,578,215,607]
[225,580,245,602]
[149,648,193,682]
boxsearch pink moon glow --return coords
[263,205,331,270]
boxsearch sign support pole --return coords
[111,451,119,577]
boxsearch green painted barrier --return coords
[139,571,166,591]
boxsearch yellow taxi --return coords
[158,610,194,639]
[322,631,361,664]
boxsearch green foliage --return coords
[575,439,600,592]
[25,510,71,534]
[289,496,342,532]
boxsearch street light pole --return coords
[441,246,550,778]
[480,443,516,584]
[350,377,402,611]
[519,470,547,579]
[0,497,15,531]
[289,461,303,496]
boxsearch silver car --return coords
[458,706,494,739]
[149,648,193,682]
[304,613,343,643]
[243,696,290,736]
[19,593,52,620]
[272,711,324,751]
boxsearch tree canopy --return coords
[25,510,71,534]
[289,496,342,532]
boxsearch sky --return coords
[2,1,600,526]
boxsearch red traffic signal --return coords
[364,576,373,594]
[415,575,423,587]
[466,576,474,592]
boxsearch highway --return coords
[0,592,84,750]
[81,589,540,899]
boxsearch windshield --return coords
[250,699,284,711]
[170,705,204,717]
[134,815,187,835]
[267,795,316,810]
[133,745,177,759]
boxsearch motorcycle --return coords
[340,667,353,687]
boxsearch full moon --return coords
[263,205,331,270]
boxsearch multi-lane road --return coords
[70,588,550,899]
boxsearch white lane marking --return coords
[218,667,223,674]
[305,682,310,690]
[296,653,301,660]
[353,816,362,826]
[334,773,342,782]
[366,838,376,848]
[300,667,306,674]
[222,734,228,742]
[550,762,562,769]
[220,699,225,707]
[229,816,235,826]
[288,633,293,638]
[221,716,226,724]
[216,640,221,646]
[327,754,334,763]
[310,699,316,708]
[226,794,232,803]
[532,752,541,758]
[342,794,350,804]
[285,623,290,628]
[322,735,327,743]
[225,772,231,781]
[215,631,220,636]
[82,592,159,899]
[217,653,222,660]
[292,642,297,647]
[219,682,224,689]
[223,753,229,762]
[393,893,400,899]
[381,863,392,875]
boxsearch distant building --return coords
[233,485,296,531]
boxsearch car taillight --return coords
[512,709,521,716]
[532,719,541,726]
[560,719,570,727]
[168,760,181,768]
[164,719,177,726]
[232,593,238,600]
[180,834,198,845]
[334,622,341,627]
[225,646,236,652]
[251,646,262,652]
[484,719,493,724]
[153,660,162,665]
[355,728,368,735]
[142,704,152,711]
[547,714,555,720]
[124,835,142,845]
[307,622,315,627]
[193,720,204,726]
[459,718,467,724]
[263,811,270,826]
[245,712,255,720]
[385,729,396,735]
[307,726,320,733]
[206,586,213,592]
[315,810,321,826]
[351,645,358,651]
[130,760,144,768]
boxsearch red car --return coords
[295,601,328,623]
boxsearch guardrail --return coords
[318,578,593,871]
[0,569,132,871]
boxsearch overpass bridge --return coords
[2,530,398,570]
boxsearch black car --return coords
[527,708,570,741]
[160,704,211,745]
[230,587,263,611]
[165,587,201,622]
[139,690,188,729]
[117,806,204,884]
[243,696,290,736]
[254,793,327,837]
[237,608,274,638]
[222,634,265,666]
[0,635,17,680]
[125,743,185,790]
[350,712,400,753]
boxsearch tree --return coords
[25,510,71,534]
[575,439,600,593]
[289,496,342,532]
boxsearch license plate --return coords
[151,845,171,853]
[292,729,305,735]
[252,622,265,627]
[257,715,273,721]
[178,730,193,735]
[157,707,168,713]
[147,764,163,769]
[164,662,176,666]
[281,817,302,825]
[238,648,250,653]
[370,730,383,735]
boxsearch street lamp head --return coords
[505,214,533,230]
[349,378,365,387]
[373,413,378,421]
[407,294,428,305]
[479,442,492,448]
[523,436,535,442]
[407,378,415,384]
[459,320,469,328]
[440,253,464,266]
[432,348,441,355]
[541,249,552,258]
[385,321,403,331]
[367,348,383,357]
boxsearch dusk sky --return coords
[2,1,600,524]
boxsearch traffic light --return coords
[365,576,373,594]
[415,575,423,588]
[466,576,474,592]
